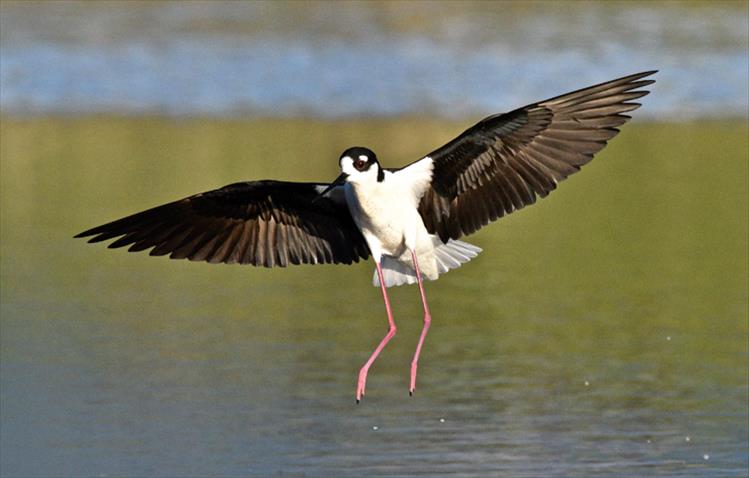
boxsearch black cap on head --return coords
[339,146,377,164]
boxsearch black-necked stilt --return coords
[76,71,655,402]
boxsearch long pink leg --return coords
[356,261,396,403]
[409,250,432,395]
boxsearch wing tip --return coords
[87,234,112,244]
[629,70,658,81]
[74,228,98,239]
[624,102,643,110]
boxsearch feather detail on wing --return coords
[410,70,656,242]
[75,180,370,267]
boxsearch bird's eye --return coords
[354,159,366,170]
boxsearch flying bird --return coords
[76,71,656,402]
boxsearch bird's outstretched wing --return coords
[75,180,370,267]
[413,70,656,242]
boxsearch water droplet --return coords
[666,336,672,341]
[372,426,378,431]
[439,418,445,423]
[703,454,710,460]
[685,436,691,442]
[646,439,651,444]
[584,380,590,386]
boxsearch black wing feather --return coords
[75,180,370,267]
[417,71,656,242]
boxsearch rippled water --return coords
[1,117,747,477]
[1,1,748,118]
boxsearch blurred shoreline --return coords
[2,1,747,120]
[4,112,749,122]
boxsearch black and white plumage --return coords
[76,71,656,401]
[76,180,370,267]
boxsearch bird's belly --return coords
[347,188,412,257]
[360,209,409,256]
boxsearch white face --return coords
[340,154,379,183]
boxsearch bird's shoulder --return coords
[385,156,434,203]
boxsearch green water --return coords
[1,117,747,477]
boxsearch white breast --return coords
[345,172,416,257]
[343,156,437,262]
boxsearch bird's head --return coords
[318,147,383,199]
[338,146,383,184]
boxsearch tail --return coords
[433,240,482,274]
[373,240,482,288]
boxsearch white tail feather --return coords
[373,240,482,288]
[375,257,418,287]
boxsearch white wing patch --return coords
[391,156,434,207]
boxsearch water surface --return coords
[1,117,747,477]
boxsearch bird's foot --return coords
[356,368,368,403]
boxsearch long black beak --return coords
[316,172,348,200]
